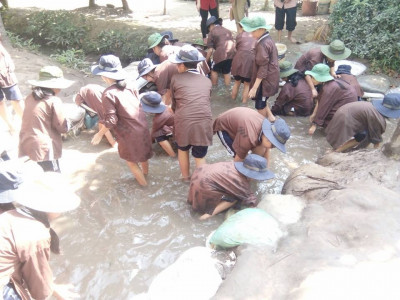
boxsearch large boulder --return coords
[357,75,391,94]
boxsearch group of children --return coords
[1,11,400,298]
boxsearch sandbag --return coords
[209,208,283,249]
[148,247,223,300]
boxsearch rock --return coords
[357,75,391,94]
[387,86,400,94]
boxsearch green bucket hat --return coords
[279,61,298,78]
[239,16,272,32]
[28,66,74,89]
[305,63,334,83]
[148,32,168,49]
[321,39,351,60]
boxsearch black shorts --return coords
[252,82,269,110]
[233,75,251,83]
[155,134,172,143]
[216,131,235,157]
[212,59,233,74]
[275,6,297,32]
[177,144,208,158]
[37,160,61,173]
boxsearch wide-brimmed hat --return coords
[137,58,157,80]
[336,64,352,75]
[15,172,80,213]
[321,40,351,61]
[262,118,291,153]
[91,55,127,81]
[140,91,166,114]
[206,16,223,28]
[234,154,275,181]
[191,38,207,50]
[239,16,272,32]
[28,66,74,89]
[169,45,205,64]
[305,63,334,83]
[161,31,179,44]
[279,61,298,78]
[372,93,400,119]
[148,32,169,49]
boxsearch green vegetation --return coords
[1,9,153,71]
[329,0,400,73]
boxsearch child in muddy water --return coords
[91,55,153,187]
[139,91,176,157]
[73,84,117,148]
[188,153,274,220]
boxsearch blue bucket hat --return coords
[169,45,205,64]
[0,160,24,204]
[336,64,352,75]
[262,118,291,153]
[372,93,400,119]
[161,31,179,43]
[91,55,127,81]
[140,91,166,114]
[234,154,275,181]
[137,58,157,80]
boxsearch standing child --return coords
[205,16,236,86]
[240,16,279,120]
[139,91,176,157]
[231,23,255,104]
[169,45,213,181]
[91,55,153,186]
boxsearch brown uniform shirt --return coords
[294,47,334,72]
[271,78,314,116]
[151,108,174,140]
[19,94,68,162]
[154,61,179,96]
[0,43,18,88]
[313,79,358,127]
[74,84,105,122]
[188,162,257,215]
[251,33,280,97]
[338,73,364,98]
[206,25,235,64]
[0,210,53,300]
[102,84,153,163]
[170,71,213,147]
[213,107,265,159]
[325,101,386,149]
[231,31,255,80]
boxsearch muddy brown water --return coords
[47,83,399,299]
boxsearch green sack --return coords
[209,208,283,249]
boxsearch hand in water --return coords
[248,87,257,99]
[308,124,317,135]
[53,283,79,300]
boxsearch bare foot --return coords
[199,214,211,220]
[289,37,301,44]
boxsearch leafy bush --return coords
[6,31,40,52]
[329,0,400,72]
[50,49,90,73]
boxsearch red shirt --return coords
[196,0,217,10]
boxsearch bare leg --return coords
[178,149,190,180]
[211,71,219,86]
[158,140,176,157]
[140,161,149,175]
[199,200,238,220]
[277,30,282,42]
[223,73,231,86]
[231,80,241,100]
[10,100,24,119]
[126,161,147,186]
[335,139,360,153]
[99,123,116,147]
[194,157,206,167]
[0,101,15,133]
[288,30,297,44]
[242,82,250,103]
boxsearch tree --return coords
[89,0,132,12]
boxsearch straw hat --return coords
[262,118,291,153]
[305,63,334,83]
[28,66,74,89]
[234,154,275,181]
[321,40,351,61]
[239,16,272,32]
[91,55,127,81]
[15,172,80,213]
